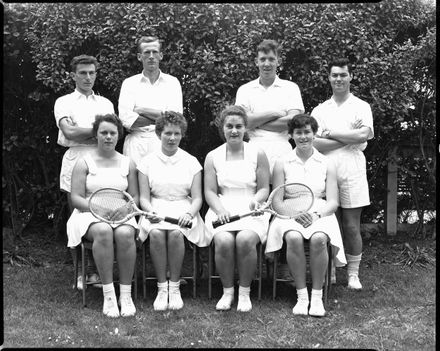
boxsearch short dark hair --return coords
[70,55,98,73]
[328,58,352,74]
[155,111,188,137]
[257,39,281,57]
[92,114,124,140]
[215,105,249,141]
[137,36,161,53]
[288,114,318,135]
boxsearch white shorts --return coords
[123,131,160,166]
[331,150,370,208]
[60,145,97,193]
[248,139,292,176]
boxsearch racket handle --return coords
[164,216,192,229]
[212,215,241,229]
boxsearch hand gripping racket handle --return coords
[163,216,192,229]
[212,215,241,229]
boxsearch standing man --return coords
[312,58,374,290]
[118,36,183,166]
[235,39,304,177]
[54,55,115,289]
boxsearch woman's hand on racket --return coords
[178,213,193,228]
[249,199,265,216]
[296,212,319,228]
[146,212,162,223]
[107,204,131,222]
[214,210,231,226]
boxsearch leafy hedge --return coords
[2,1,436,239]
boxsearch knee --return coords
[168,230,184,245]
[214,235,234,257]
[309,232,328,253]
[89,224,113,246]
[235,233,257,255]
[285,231,303,253]
[149,229,166,246]
[114,226,135,248]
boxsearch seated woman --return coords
[204,105,270,312]
[137,111,209,311]
[67,113,138,318]
[265,114,346,317]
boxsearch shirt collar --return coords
[156,147,182,164]
[73,89,96,99]
[329,93,353,106]
[250,75,282,89]
[140,70,164,84]
[287,147,324,164]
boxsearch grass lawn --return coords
[2,229,436,349]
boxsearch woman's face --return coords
[291,124,315,151]
[223,115,246,144]
[96,121,118,151]
[160,123,182,156]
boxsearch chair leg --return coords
[133,252,138,301]
[208,243,213,299]
[192,245,197,298]
[72,247,79,289]
[258,243,262,301]
[142,242,147,300]
[81,243,87,307]
[272,250,278,300]
[324,243,332,306]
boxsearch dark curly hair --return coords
[328,58,352,74]
[287,114,318,135]
[155,111,188,137]
[214,105,249,142]
[92,114,124,140]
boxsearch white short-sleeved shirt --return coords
[235,76,305,142]
[137,148,201,201]
[118,70,183,133]
[311,93,374,155]
[54,90,114,147]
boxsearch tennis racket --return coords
[212,182,314,228]
[89,188,192,228]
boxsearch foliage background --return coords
[2,1,436,243]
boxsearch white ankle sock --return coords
[292,287,309,315]
[216,286,234,311]
[309,289,325,317]
[168,280,184,310]
[346,253,362,277]
[237,286,252,312]
[102,283,119,317]
[119,284,132,298]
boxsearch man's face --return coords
[137,41,162,73]
[255,50,280,80]
[329,65,352,94]
[71,63,96,95]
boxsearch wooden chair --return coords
[208,241,263,300]
[140,237,198,299]
[272,240,332,305]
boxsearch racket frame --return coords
[212,182,314,228]
[88,188,192,228]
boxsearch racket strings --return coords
[270,185,314,216]
[89,189,133,221]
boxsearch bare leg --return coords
[235,230,259,287]
[167,229,185,282]
[309,232,329,290]
[149,229,168,283]
[85,223,114,285]
[214,231,236,288]
[114,225,136,285]
[285,230,306,289]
